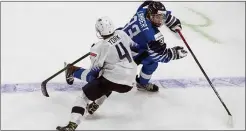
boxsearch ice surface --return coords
[1,87,245,130]
[1,1,245,130]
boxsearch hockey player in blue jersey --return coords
[119,1,188,92]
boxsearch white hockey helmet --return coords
[95,16,115,38]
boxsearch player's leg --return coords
[108,82,133,93]
[86,77,133,115]
[86,91,112,114]
[65,62,100,85]
[136,60,159,92]
[132,51,159,92]
[64,62,80,85]
[56,77,109,131]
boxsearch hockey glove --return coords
[171,46,188,60]
[170,19,182,33]
[165,14,182,33]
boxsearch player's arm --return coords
[89,42,109,69]
[130,28,159,65]
[147,40,188,63]
[164,11,182,33]
[129,40,140,53]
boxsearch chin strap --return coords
[96,32,103,39]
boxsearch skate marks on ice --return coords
[1,77,244,93]
[1,87,245,130]
[151,77,245,89]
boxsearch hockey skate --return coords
[64,62,80,85]
[136,76,159,92]
[86,101,99,115]
[56,121,78,131]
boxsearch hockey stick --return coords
[41,52,90,97]
[176,30,233,127]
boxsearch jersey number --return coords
[123,16,141,38]
[115,42,132,63]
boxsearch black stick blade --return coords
[41,81,49,97]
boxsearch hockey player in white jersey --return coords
[56,16,137,131]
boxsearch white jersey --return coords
[89,30,137,87]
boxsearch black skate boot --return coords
[136,76,159,92]
[64,62,80,85]
[86,101,99,115]
[56,121,78,131]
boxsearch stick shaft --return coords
[177,30,232,116]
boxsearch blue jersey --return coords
[119,1,181,64]
[121,8,165,50]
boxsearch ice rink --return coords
[1,1,245,130]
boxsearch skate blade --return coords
[137,88,158,92]
[137,87,148,91]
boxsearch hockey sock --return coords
[70,91,90,125]
[139,69,152,85]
